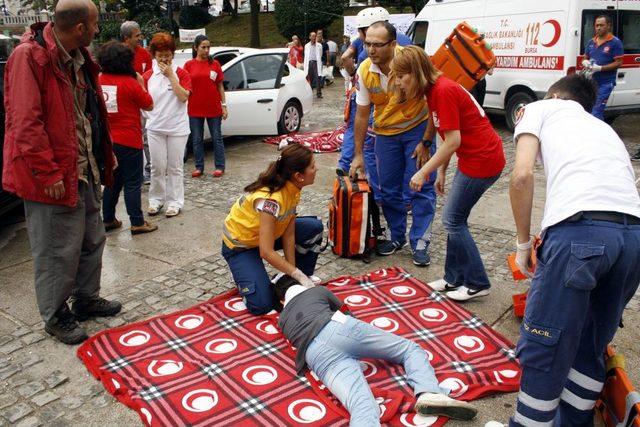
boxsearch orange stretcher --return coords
[596,346,640,426]
[431,22,496,91]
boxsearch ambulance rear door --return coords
[611,1,640,111]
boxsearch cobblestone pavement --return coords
[0,82,639,426]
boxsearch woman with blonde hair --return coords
[393,45,505,302]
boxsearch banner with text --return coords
[179,28,206,43]
[344,14,415,41]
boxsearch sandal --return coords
[147,205,162,216]
[165,207,180,217]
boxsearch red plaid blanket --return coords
[78,267,520,426]
[263,125,346,153]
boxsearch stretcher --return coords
[431,22,496,91]
[595,346,640,426]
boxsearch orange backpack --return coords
[328,174,382,262]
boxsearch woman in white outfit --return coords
[143,32,192,218]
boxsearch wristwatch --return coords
[422,139,433,148]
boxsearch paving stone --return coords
[0,394,17,410]
[31,391,59,407]
[38,404,65,423]
[105,318,125,328]
[15,416,41,427]
[20,354,43,369]
[20,334,44,346]
[43,371,68,389]
[121,301,141,311]
[59,396,83,410]
[79,384,103,399]
[0,341,23,355]
[11,328,31,338]
[122,312,140,323]
[144,296,161,305]
[91,395,110,408]
[0,365,19,381]
[186,289,204,299]
[0,337,11,348]
[0,402,33,423]
[7,375,29,388]
[17,382,45,398]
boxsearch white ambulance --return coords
[408,0,640,129]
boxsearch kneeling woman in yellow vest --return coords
[221,144,324,315]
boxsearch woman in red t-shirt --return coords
[287,35,303,68]
[393,46,505,302]
[184,35,227,178]
[97,41,157,235]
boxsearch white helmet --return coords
[355,7,390,29]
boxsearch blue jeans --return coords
[591,81,614,121]
[102,143,144,226]
[443,170,499,290]
[510,217,640,427]
[306,316,449,427]
[375,121,436,250]
[189,116,225,171]
[338,96,381,202]
[221,217,323,315]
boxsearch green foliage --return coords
[136,11,177,38]
[274,0,345,40]
[97,20,122,43]
[122,0,161,19]
[179,5,212,29]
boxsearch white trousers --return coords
[147,130,188,209]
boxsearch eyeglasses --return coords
[364,40,393,49]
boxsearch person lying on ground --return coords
[274,274,477,426]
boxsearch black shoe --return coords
[317,93,323,99]
[71,297,122,321]
[631,151,640,162]
[45,304,89,345]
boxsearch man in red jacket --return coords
[2,0,121,344]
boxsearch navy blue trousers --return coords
[511,217,640,426]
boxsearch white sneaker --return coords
[430,279,460,292]
[310,275,322,285]
[414,392,477,420]
[446,285,490,301]
[485,422,506,427]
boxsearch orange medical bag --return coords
[431,22,496,91]
[596,346,640,426]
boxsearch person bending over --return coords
[221,145,324,315]
[274,275,477,426]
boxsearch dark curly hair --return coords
[97,41,136,77]
[149,32,176,56]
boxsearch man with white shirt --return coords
[274,275,477,426]
[303,32,323,98]
[509,74,640,426]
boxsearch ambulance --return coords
[408,0,640,129]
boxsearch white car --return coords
[173,47,313,136]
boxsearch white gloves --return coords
[581,59,602,72]
[515,237,534,278]
[290,268,315,288]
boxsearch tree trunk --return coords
[249,0,260,47]
[232,0,238,18]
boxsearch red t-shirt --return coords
[99,73,153,149]
[426,76,505,178]
[133,46,153,75]
[183,58,224,118]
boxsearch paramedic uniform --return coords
[222,181,323,315]
[511,98,640,426]
[356,47,436,251]
[584,34,623,121]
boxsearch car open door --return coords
[221,53,285,136]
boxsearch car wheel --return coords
[278,100,302,134]
[505,91,536,131]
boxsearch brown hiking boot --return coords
[130,221,158,235]
[104,219,122,232]
[71,297,122,321]
[45,304,89,345]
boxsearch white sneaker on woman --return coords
[414,393,477,420]
[430,279,460,292]
[446,285,490,301]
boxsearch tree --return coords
[274,0,345,41]
[249,0,260,47]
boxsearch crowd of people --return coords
[2,0,640,426]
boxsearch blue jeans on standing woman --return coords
[443,169,500,290]
[189,116,225,172]
[306,316,449,427]
[103,143,144,226]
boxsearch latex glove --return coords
[290,268,315,288]
[591,63,602,72]
[515,237,534,278]
[581,59,592,69]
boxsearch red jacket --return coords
[2,22,114,207]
